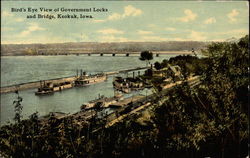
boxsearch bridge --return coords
[36,51,193,57]
[38,52,161,57]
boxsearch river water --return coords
[0,54,180,125]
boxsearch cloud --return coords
[97,28,124,35]
[2,11,13,17]
[70,33,90,42]
[178,9,197,22]
[147,24,157,28]
[2,10,24,22]
[108,5,142,20]
[123,5,142,17]
[212,38,225,42]
[171,38,187,41]
[231,29,248,34]
[215,29,248,37]
[19,23,45,37]
[204,17,216,24]
[108,13,122,20]
[2,36,78,44]
[2,27,14,31]
[165,27,176,31]
[137,30,154,35]
[189,31,206,41]
[92,5,142,23]
[184,29,248,41]
[15,18,24,22]
[92,19,106,23]
[99,35,128,42]
[227,9,239,23]
[141,36,168,41]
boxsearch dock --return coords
[0,76,76,94]
[0,66,148,94]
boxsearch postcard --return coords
[0,1,249,157]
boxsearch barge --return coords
[35,81,74,95]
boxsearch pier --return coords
[0,66,149,94]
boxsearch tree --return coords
[154,62,162,70]
[139,51,153,66]
[13,91,23,124]
[197,35,249,158]
[144,35,248,157]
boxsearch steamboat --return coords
[74,71,107,86]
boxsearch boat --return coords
[113,76,144,93]
[80,94,123,110]
[35,81,74,95]
[74,72,107,87]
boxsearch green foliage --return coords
[154,61,162,70]
[160,59,169,68]
[139,51,153,61]
[13,91,23,124]
[168,55,209,76]
[139,51,153,66]
[199,35,249,150]
[150,35,249,157]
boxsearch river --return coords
[0,54,181,125]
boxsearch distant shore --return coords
[1,41,206,56]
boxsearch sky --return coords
[1,1,249,44]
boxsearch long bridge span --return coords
[37,51,193,57]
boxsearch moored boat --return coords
[113,76,144,93]
[35,81,74,95]
[74,72,107,87]
[80,94,123,110]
